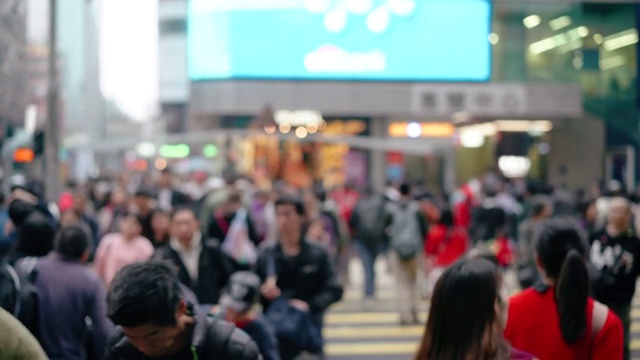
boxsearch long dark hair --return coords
[415,259,510,360]
[438,209,454,228]
[438,209,456,244]
[536,218,589,344]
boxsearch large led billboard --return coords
[188,0,491,81]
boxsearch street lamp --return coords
[44,0,61,201]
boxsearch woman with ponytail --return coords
[504,218,623,359]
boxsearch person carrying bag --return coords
[262,254,322,357]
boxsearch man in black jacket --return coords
[104,260,261,360]
[155,207,233,305]
[256,195,343,359]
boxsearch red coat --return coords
[454,200,472,229]
[424,225,468,267]
[493,236,513,267]
[505,287,624,360]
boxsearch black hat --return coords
[220,271,261,313]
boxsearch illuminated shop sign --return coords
[388,122,455,138]
[498,156,532,178]
[188,0,491,81]
[275,110,324,127]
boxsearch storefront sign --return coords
[274,110,324,126]
[410,84,528,116]
[388,122,455,138]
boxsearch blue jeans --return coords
[354,241,379,298]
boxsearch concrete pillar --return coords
[442,147,457,193]
[369,117,387,192]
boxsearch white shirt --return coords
[158,188,172,212]
[170,232,203,281]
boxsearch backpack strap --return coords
[17,257,39,282]
[3,263,21,316]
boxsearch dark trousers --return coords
[353,241,379,298]
[604,301,631,360]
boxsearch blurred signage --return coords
[387,151,404,165]
[345,150,368,187]
[13,148,35,163]
[388,122,455,138]
[159,144,191,159]
[275,110,324,126]
[189,0,491,81]
[411,84,528,116]
[498,156,531,178]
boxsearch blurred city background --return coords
[2,1,640,359]
[0,0,636,198]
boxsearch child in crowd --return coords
[214,271,281,360]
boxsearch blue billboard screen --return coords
[188,0,491,81]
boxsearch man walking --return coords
[35,226,114,360]
[590,196,640,360]
[104,261,261,359]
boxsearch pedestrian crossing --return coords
[323,260,426,360]
[322,258,640,359]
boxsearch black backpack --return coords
[0,257,40,336]
[353,198,387,247]
[205,314,262,359]
[0,261,20,314]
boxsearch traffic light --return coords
[13,148,35,163]
[33,130,44,156]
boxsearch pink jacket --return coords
[94,233,154,286]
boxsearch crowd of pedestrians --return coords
[0,170,348,360]
[0,168,638,360]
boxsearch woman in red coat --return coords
[424,209,469,297]
[504,218,624,360]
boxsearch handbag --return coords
[220,209,257,266]
[263,253,322,354]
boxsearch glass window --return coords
[491,2,637,136]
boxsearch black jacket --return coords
[154,239,233,305]
[255,241,343,315]
[170,190,191,208]
[104,312,262,360]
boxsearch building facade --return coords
[0,0,28,128]
[84,0,639,192]
[55,0,104,181]
[158,0,189,133]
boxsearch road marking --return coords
[343,289,397,301]
[326,341,419,356]
[325,326,424,339]
[333,301,429,312]
[326,312,427,325]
